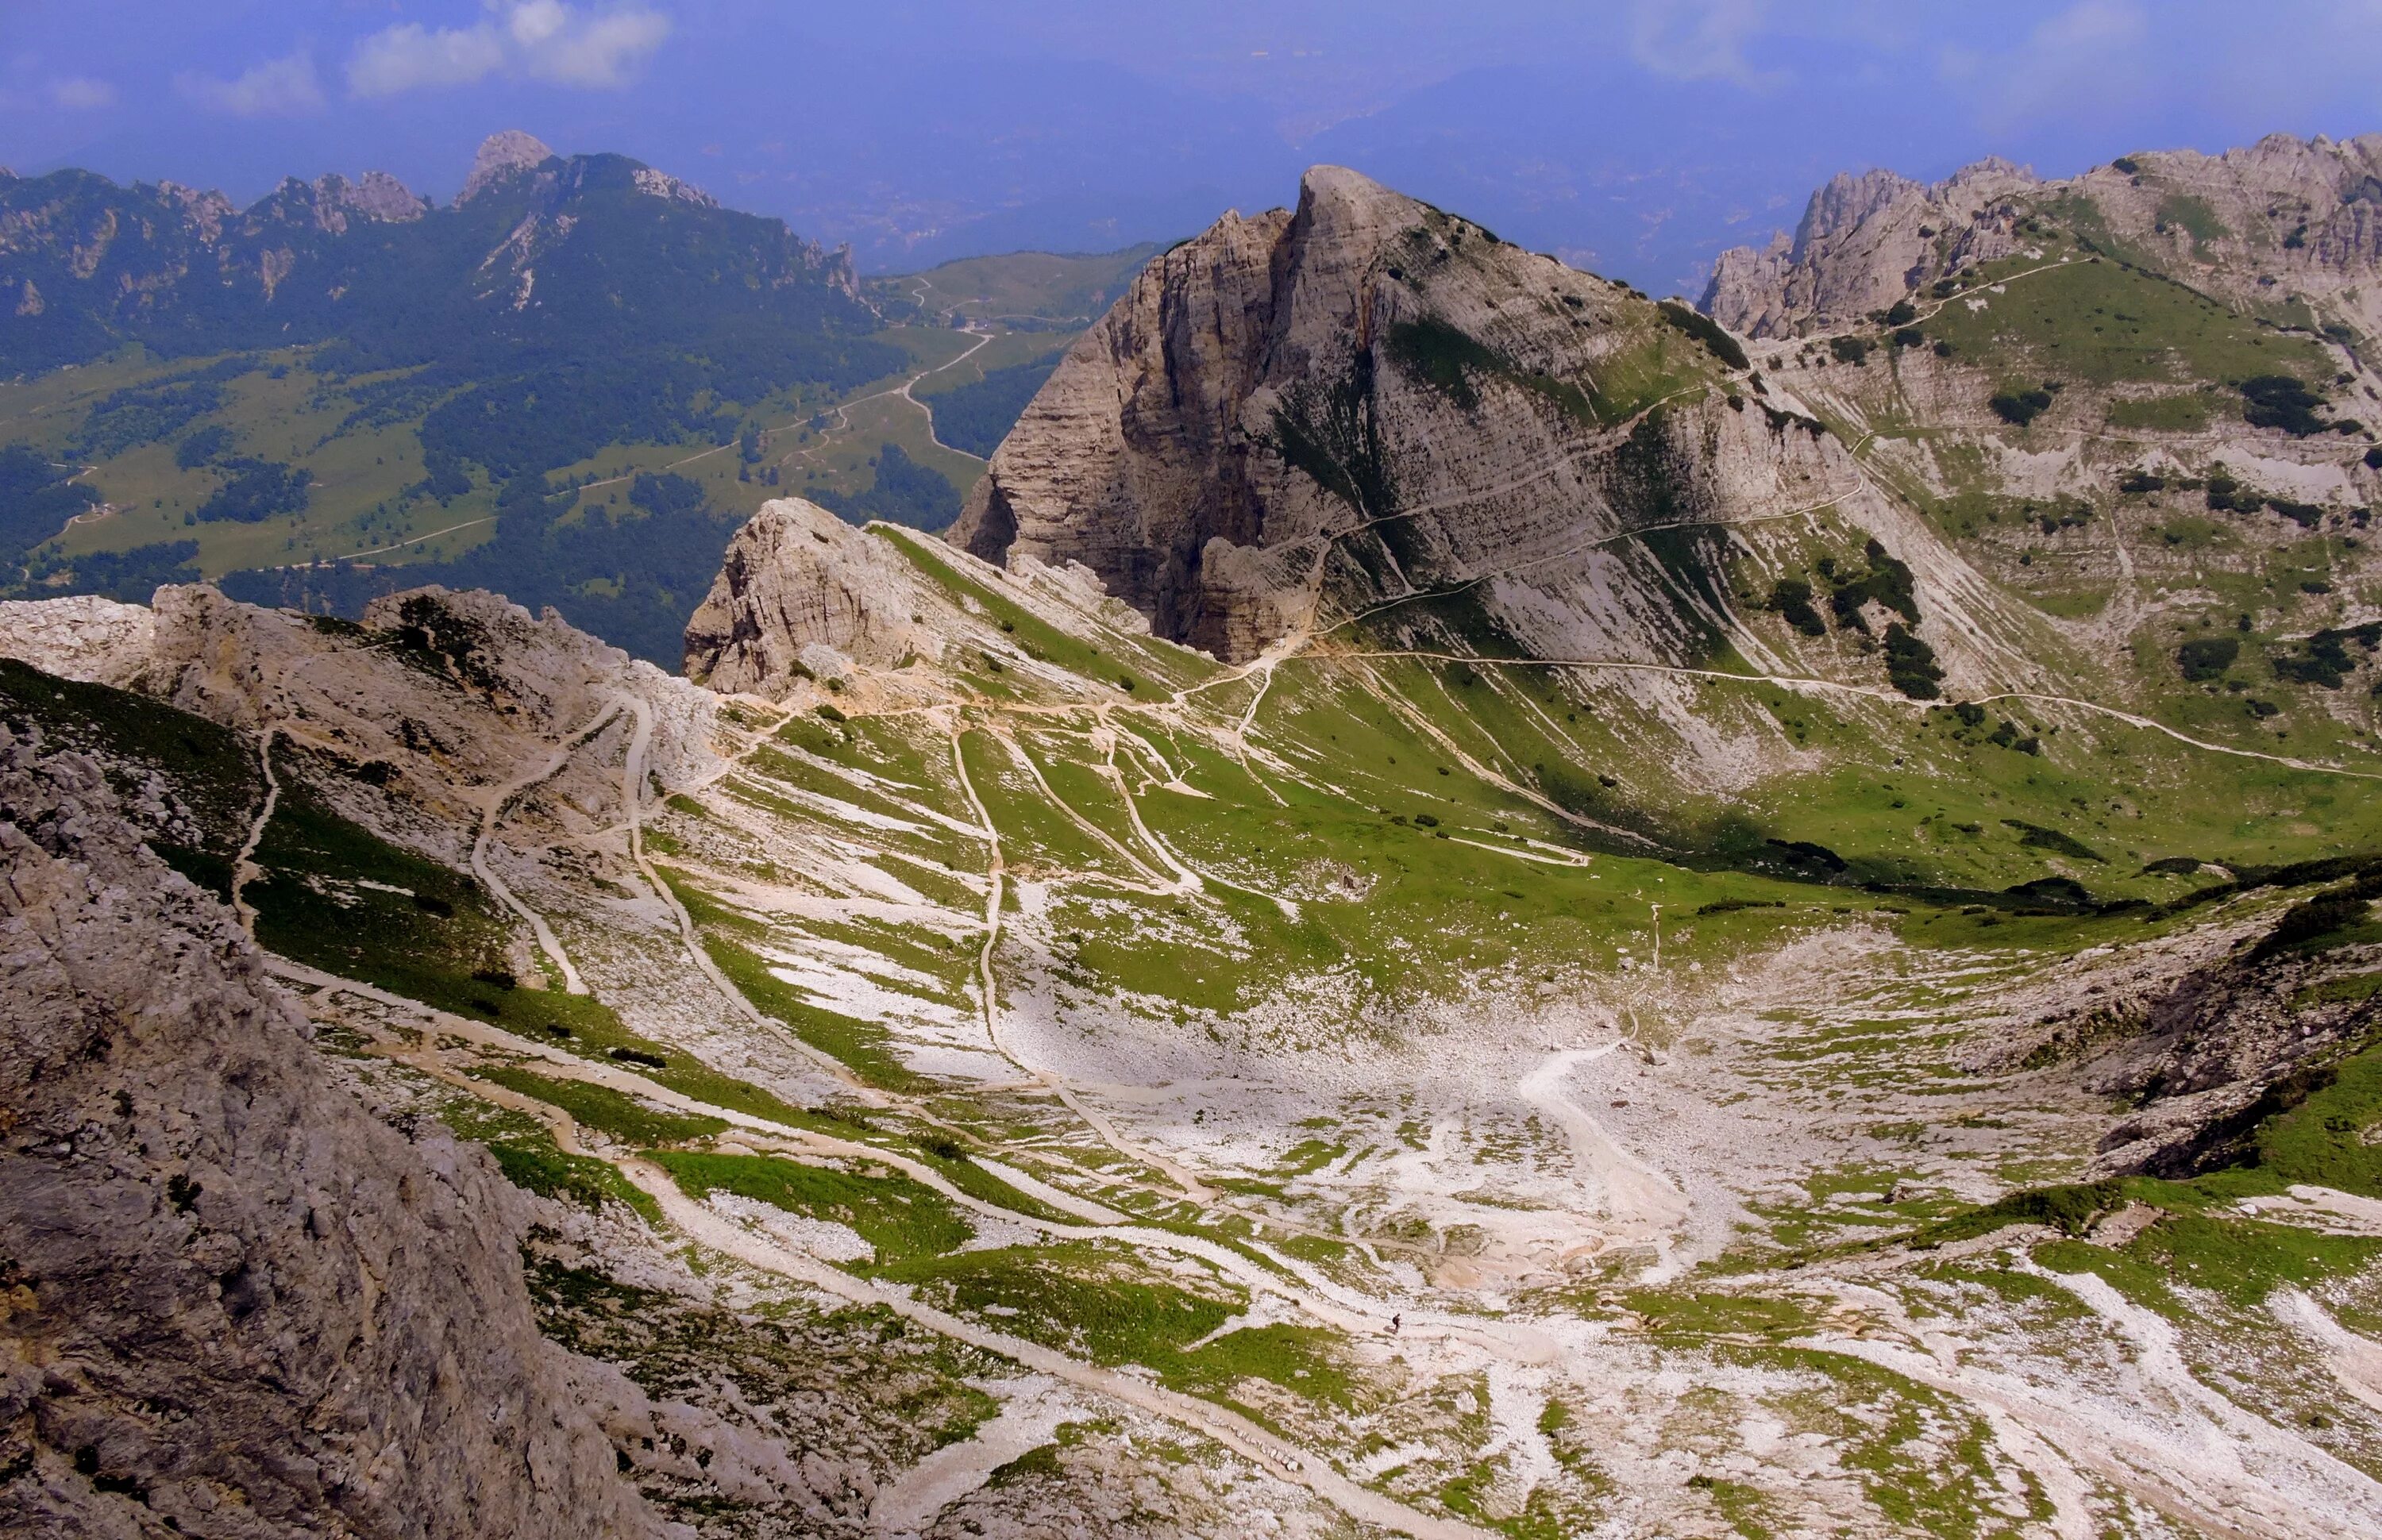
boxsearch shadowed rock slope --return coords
[0,732,661,1538]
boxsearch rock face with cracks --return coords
[950,164,1932,666]
[0,731,664,1538]
[684,497,931,693]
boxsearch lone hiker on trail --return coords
[1390,1313,1401,1335]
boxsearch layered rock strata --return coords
[950,165,1978,672]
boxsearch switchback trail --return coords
[1328,649,2382,782]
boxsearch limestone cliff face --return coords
[1703,160,2039,338]
[683,498,930,694]
[950,165,1953,670]
[1706,133,2382,341]
[0,733,661,1538]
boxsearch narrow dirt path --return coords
[900,330,996,461]
[229,726,282,937]
[619,1159,1501,1540]
[773,330,997,476]
[1336,649,2382,782]
[469,699,623,995]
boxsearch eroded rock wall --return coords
[0,732,662,1538]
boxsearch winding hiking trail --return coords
[468,699,623,994]
[228,726,282,937]
[1330,649,2382,782]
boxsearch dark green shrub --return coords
[1763,576,1826,636]
[2240,374,2328,437]
[2003,819,2104,862]
[1655,301,1750,370]
[2176,636,2240,681]
[1990,387,2055,426]
[1918,1179,2126,1245]
[2250,891,2373,959]
[2203,472,2266,514]
[1883,622,1943,699]
[1828,336,1871,366]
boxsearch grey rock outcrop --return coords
[0,595,155,689]
[306,171,428,231]
[684,499,929,694]
[1706,133,2382,341]
[460,130,558,203]
[0,731,662,1538]
[1703,160,2038,337]
[0,583,720,842]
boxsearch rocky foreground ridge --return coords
[0,732,662,1537]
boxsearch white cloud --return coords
[348,22,509,97]
[1943,0,2150,131]
[51,76,117,110]
[178,51,326,117]
[346,2,671,98]
[1629,0,1774,84]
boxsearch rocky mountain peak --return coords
[684,498,930,695]
[1706,133,2382,341]
[460,129,558,203]
[946,164,1964,681]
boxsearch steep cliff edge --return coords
[0,731,661,1538]
[950,164,2040,706]
[1706,133,2382,343]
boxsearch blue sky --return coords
[4,2,2380,291]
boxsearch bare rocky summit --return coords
[460,130,559,203]
[1706,132,2382,341]
[685,498,933,692]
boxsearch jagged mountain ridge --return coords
[1704,131,2382,344]
[0,131,868,375]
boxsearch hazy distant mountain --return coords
[0,131,884,384]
